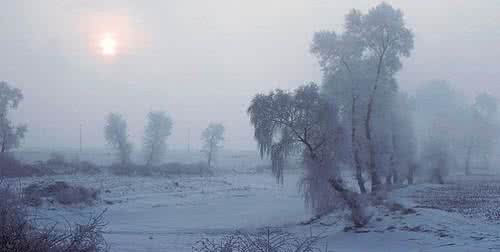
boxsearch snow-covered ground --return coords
[16,171,308,251]
[12,172,500,251]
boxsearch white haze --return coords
[1,0,499,151]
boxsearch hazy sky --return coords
[1,0,499,151]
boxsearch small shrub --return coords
[386,201,416,215]
[254,164,271,173]
[389,202,404,212]
[193,228,323,252]
[155,162,211,176]
[45,152,77,174]
[23,183,44,206]
[55,186,99,205]
[47,152,67,166]
[135,166,153,176]
[401,207,417,215]
[108,162,212,177]
[0,153,41,177]
[23,182,99,206]
[109,163,136,176]
[1,185,108,252]
[75,161,102,175]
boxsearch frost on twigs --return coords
[193,228,324,252]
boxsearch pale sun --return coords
[99,36,117,56]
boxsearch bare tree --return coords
[201,123,224,171]
[0,81,27,153]
[104,113,132,165]
[248,83,368,226]
[143,111,172,166]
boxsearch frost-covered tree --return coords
[143,111,172,166]
[311,20,368,193]
[0,81,27,153]
[475,93,497,118]
[201,123,224,170]
[311,2,414,192]
[463,93,498,174]
[415,81,466,181]
[414,83,499,178]
[248,83,368,226]
[104,113,132,164]
[472,93,498,170]
[390,93,417,184]
[421,136,449,184]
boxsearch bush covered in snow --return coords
[0,153,46,177]
[23,181,99,207]
[0,153,102,178]
[0,185,108,252]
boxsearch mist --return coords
[1,0,498,150]
[1,1,500,252]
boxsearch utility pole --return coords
[79,124,83,155]
[187,127,191,153]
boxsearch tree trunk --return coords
[387,154,395,189]
[433,168,444,184]
[465,146,472,176]
[482,154,489,170]
[407,163,416,184]
[206,142,215,176]
[365,94,381,192]
[305,148,369,227]
[354,152,367,194]
[364,52,386,193]
[205,151,212,176]
[146,148,154,167]
[389,118,399,185]
[368,146,382,192]
[385,175,392,186]
[431,162,445,184]
[351,96,367,194]
[1,137,5,153]
[329,178,369,227]
[392,169,399,184]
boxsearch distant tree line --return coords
[0,78,226,174]
[104,112,224,171]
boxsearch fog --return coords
[1,0,498,150]
[3,2,500,252]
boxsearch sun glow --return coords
[84,13,149,61]
[99,35,117,56]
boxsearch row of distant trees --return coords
[104,112,172,166]
[416,81,499,181]
[104,112,224,169]
[246,2,500,225]
[0,80,224,170]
